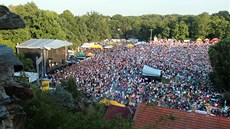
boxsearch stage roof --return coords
[16,39,72,50]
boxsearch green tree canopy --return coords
[0,2,229,51]
[190,12,211,39]
[16,53,35,72]
[209,37,230,91]
[22,84,132,129]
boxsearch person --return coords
[50,39,228,117]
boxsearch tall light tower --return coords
[150,29,153,42]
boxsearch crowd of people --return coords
[49,40,230,117]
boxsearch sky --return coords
[1,0,230,16]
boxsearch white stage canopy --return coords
[16,39,72,50]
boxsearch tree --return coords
[16,53,35,72]
[0,28,31,44]
[0,38,15,51]
[22,87,132,129]
[110,14,124,39]
[212,11,230,21]
[167,15,179,39]
[84,12,111,42]
[209,15,230,39]
[59,10,80,48]
[2,2,229,51]
[126,17,142,39]
[138,23,152,41]
[156,19,170,38]
[224,91,230,106]
[29,10,66,39]
[74,16,90,44]
[23,90,75,129]
[178,21,189,39]
[209,37,230,91]
[61,76,82,100]
[190,12,211,39]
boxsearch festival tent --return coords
[99,99,126,107]
[103,45,113,49]
[86,52,93,57]
[135,41,146,45]
[90,44,103,49]
[184,40,191,43]
[196,38,203,42]
[16,39,72,50]
[76,52,86,57]
[127,44,134,48]
[81,42,95,48]
[210,38,219,43]
[204,38,210,43]
[142,65,162,77]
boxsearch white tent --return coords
[16,39,72,50]
[81,42,95,48]
[104,45,113,49]
[14,72,38,82]
[135,41,146,45]
[142,65,161,77]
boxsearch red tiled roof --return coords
[104,105,131,120]
[133,103,230,129]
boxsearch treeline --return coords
[0,2,229,50]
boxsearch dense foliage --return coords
[0,2,229,51]
[209,38,230,92]
[16,53,35,72]
[22,78,132,129]
[61,76,82,100]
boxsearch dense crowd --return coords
[49,40,230,117]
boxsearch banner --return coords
[42,79,49,91]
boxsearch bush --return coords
[224,91,230,106]
[16,53,35,72]
[208,37,230,91]
[61,76,82,100]
[22,87,132,129]
[23,90,72,129]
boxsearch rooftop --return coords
[104,105,132,120]
[16,39,72,50]
[133,103,230,129]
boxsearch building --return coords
[16,39,72,73]
[133,103,230,129]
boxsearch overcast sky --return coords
[1,0,230,16]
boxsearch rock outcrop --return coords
[0,5,25,29]
[0,45,33,129]
[0,5,32,129]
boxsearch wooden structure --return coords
[16,39,72,73]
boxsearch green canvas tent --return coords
[76,52,86,57]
